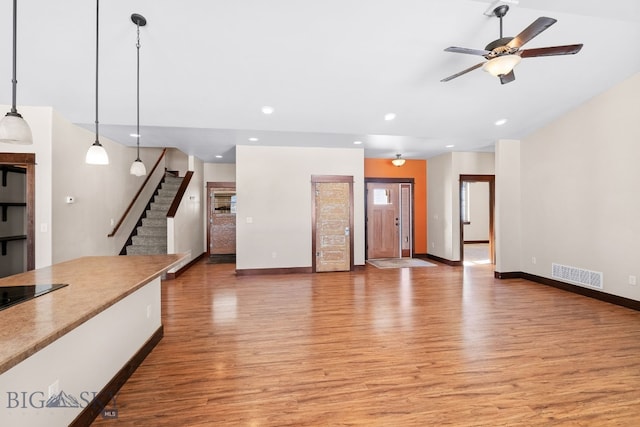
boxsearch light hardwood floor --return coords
[92,260,640,426]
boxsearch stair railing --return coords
[167,171,193,219]
[108,148,167,237]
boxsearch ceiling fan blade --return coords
[507,17,557,49]
[499,70,515,85]
[440,62,484,82]
[520,44,583,58]
[444,46,491,56]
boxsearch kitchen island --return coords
[0,254,185,426]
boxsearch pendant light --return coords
[0,0,32,144]
[85,0,109,165]
[129,13,147,176]
[391,154,406,167]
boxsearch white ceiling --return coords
[2,0,639,163]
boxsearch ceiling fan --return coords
[441,5,583,84]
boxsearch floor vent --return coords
[552,263,603,289]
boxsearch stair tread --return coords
[124,176,183,257]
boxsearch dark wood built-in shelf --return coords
[0,235,27,255]
[1,165,26,187]
[1,202,27,222]
[0,153,35,271]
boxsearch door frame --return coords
[364,177,415,260]
[311,175,354,273]
[206,181,236,256]
[0,153,35,271]
[459,174,495,264]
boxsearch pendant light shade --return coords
[86,0,108,165]
[130,13,147,176]
[130,159,146,176]
[86,141,109,165]
[0,113,32,144]
[0,0,32,145]
[482,54,522,77]
[391,154,406,167]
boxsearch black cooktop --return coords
[0,284,68,311]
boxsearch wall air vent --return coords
[552,263,603,289]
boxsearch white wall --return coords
[1,105,170,267]
[51,110,164,263]
[235,145,364,270]
[519,72,640,300]
[168,155,205,272]
[463,182,489,241]
[426,154,453,259]
[165,148,189,175]
[427,152,494,261]
[494,139,522,273]
[204,163,236,183]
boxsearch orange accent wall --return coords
[364,158,427,254]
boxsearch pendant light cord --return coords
[10,0,18,114]
[94,0,100,144]
[136,21,141,161]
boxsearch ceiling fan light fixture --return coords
[391,154,406,167]
[482,54,522,77]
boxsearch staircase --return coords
[125,175,183,255]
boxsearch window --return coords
[373,188,392,205]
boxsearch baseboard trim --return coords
[494,271,521,279]
[420,253,462,267]
[70,325,164,426]
[495,271,640,312]
[236,266,313,276]
[165,252,206,280]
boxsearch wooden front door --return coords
[312,176,353,273]
[366,183,399,259]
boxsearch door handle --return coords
[344,227,350,236]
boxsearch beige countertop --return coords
[0,254,186,374]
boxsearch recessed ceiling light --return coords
[384,113,396,121]
[495,118,508,126]
[353,140,363,145]
[446,144,455,148]
[129,133,140,137]
[261,106,274,115]
[248,137,259,142]
[215,155,223,159]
